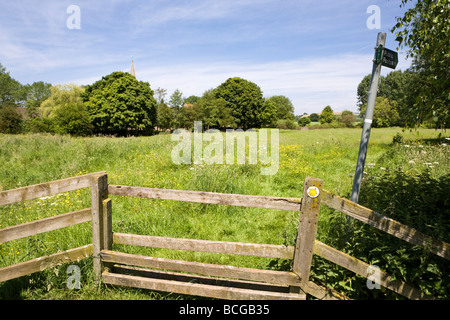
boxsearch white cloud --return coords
[130,52,410,114]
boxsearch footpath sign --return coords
[351,33,398,203]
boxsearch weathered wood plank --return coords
[0,244,93,283]
[313,239,436,300]
[102,271,306,300]
[91,173,108,283]
[0,208,92,244]
[321,189,450,260]
[293,177,323,285]
[0,172,106,206]
[101,250,300,286]
[108,185,301,211]
[113,233,295,259]
[114,264,292,294]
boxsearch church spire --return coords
[130,59,136,78]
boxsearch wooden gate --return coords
[1,172,449,299]
[93,173,449,300]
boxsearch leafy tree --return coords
[157,103,173,131]
[265,95,295,121]
[214,77,266,129]
[197,89,234,130]
[319,105,334,124]
[23,81,52,118]
[260,98,278,127]
[298,116,311,127]
[356,70,419,126]
[360,97,400,128]
[308,113,320,122]
[39,84,91,135]
[82,72,157,135]
[169,89,184,127]
[0,104,23,134]
[154,87,167,105]
[184,95,200,104]
[339,110,356,128]
[391,0,450,128]
[0,63,25,107]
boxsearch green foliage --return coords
[196,89,234,130]
[265,95,295,122]
[23,81,52,118]
[214,77,266,129]
[360,97,400,128]
[276,119,298,129]
[298,117,311,127]
[157,103,173,130]
[83,72,157,136]
[38,84,91,136]
[357,70,419,127]
[0,63,25,107]
[308,113,320,122]
[319,105,334,124]
[391,0,450,128]
[338,110,356,128]
[0,105,23,134]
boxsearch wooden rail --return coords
[1,172,448,300]
[103,178,448,300]
[0,172,106,283]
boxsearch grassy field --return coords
[0,127,448,299]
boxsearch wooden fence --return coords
[1,172,449,300]
[0,172,106,283]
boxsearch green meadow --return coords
[0,128,448,299]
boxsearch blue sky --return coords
[0,0,413,114]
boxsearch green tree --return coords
[82,72,157,135]
[391,0,450,128]
[309,113,320,122]
[0,104,23,134]
[298,116,311,127]
[157,103,173,131]
[24,81,52,118]
[39,84,91,135]
[197,89,234,130]
[360,97,400,128]
[356,70,419,126]
[265,95,295,121]
[319,105,334,124]
[0,63,25,107]
[339,110,356,128]
[214,77,266,129]
[169,89,184,127]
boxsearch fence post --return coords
[292,177,323,286]
[91,173,108,284]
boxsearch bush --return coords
[276,119,298,129]
[0,105,23,134]
[298,117,311,127]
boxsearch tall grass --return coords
[0,128,447,299]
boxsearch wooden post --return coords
[292,177,323,286]
[90,173,108,284]
[102,198,113,272]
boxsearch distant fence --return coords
[1,172,449,299]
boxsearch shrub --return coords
[298,117,311,127]
[0,105,23,134]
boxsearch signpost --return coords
[381,47,398,69]
[350,32,398,203]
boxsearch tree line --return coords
[0,68,298,136]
